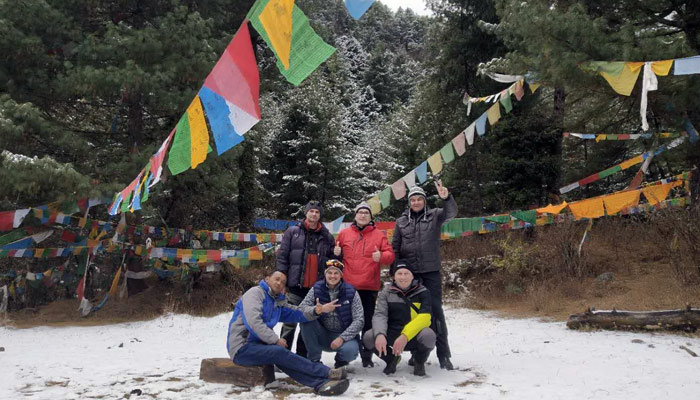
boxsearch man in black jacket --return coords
[391,181,457,370]
[277,201,336,357]
[362,262,435,376]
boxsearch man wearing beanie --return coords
[361,262,436,376]
[299,259,365,368]
[391,180,457,370]
[277,201,336,358]
[334,202,395,367]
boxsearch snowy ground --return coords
[2,307,700,399]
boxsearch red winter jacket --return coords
[336,223,395,291]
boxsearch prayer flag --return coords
[344,0,376,19]
[603,190,641,215]
[569,197,605,220]
[476,112,488,136]
[487,103,501,126]
[674,55,700,75]
[259,0,294,70]
[379,187,392,208]
[464,122,475,145]
[391,179,407,200]
[452,131,466,156]
[500,91,513,113]
[248,1,336,86]
[403,170,416,188]
[367,196,382,215]
[427,152,443,175]
[440,142,455,164]
[536,202,568,215]
[416,161,428,183]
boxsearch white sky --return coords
[379,0,432,16]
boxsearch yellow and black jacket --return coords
[372,280,432,343]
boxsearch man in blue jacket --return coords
[227,271,349,396]
[276,201,336,357]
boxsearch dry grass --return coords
[444,208,700,321]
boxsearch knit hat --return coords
[390,261,414,277]
[325,259,344,274]
[407,186,427,200]
[354,202,372,218]
[304,200,324,217]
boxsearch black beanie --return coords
[390,261,414,276]
[304,200,323,217]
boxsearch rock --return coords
[130,388,142,396]
[0,347,5,352]
[118,343,124,348]
[631,339,645,344]
[595,272,614,282]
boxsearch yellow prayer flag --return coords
[187,96,210,170]
[108,267,122,297]
[536,201,568,215]
[651,59,673,76]
[603,189,641,215]
[367,196,382,215]
[529,82,541,93]
[642,181,681,205]
[619,154,645,170]
[427,152,443,175]
[224,232,233,242]
[487,103,501,126]
[259,0,294,70]
[568,197,605,220]
[600,62,643,96]
[35,249,45,258]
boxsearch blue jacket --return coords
[276,221,335,288]
[227,279,317,358]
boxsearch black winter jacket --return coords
[391,195,457,274]
[276,220,335,288]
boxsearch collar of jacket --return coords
[351,221,375,233]
[390,280,422,296]
[325,279,343,294]
[258,279,286,302]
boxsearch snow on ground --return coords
[2,307,699,399]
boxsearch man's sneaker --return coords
[413,361,426,376]
[315,379,350,396]
[382,355,401,375]
[361,358,374,368]
[334,360,349,369]
[438,357,454,370]
[328,366,347,380]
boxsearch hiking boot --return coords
[361,358,374,368]
[407,355,415,366]
[334,360,349,369]
[438,357,454,370]
[413,361,426,376]
[328,366,347,380]
[382,355,401,375]
[315,379,350,396]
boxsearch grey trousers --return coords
[362,327,436,364]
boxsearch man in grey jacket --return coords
[300,260,364,368]
[391,180,457,370]
[227,271,349,396]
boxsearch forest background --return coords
[2,0,700,228]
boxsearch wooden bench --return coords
[199,358,275,387]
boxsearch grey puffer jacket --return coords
[391,195,457,274]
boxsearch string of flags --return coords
[563,131,686,141]
[0,197,110,232]
[108,0,356,215]
[584,55,700,131]
[361,78,540,217]
[559,136,688,194]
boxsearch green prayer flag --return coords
[510,210,537,224]
[486,215,510,224]
[168,114,192,176]
[379,187,392,208]
[440,143,455,164]
[441,219,463,235]
[0,229,28,247]
[248,1,336,86]
[463,218,483,232]
[500,94,513,113]
[599,165,622,179]
[121,192,132,213]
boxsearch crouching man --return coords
[362,263,436,376]
[227,271,349,396]
[300,260,364,368]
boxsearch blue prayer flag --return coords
[416,161,428,183]
[344,0,376,19]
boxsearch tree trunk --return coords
[127,89,143,153]
[552,87,567,188]
[199,358,275,387]
[567,306,700,332]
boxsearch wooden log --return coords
[567,305,700,332]
[199,358,275,387]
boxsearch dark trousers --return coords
[357,290,378,361]
[280,288,308,357]
[415,271,450,358]
[234,341,330,390]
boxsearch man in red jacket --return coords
[334,203,394,367]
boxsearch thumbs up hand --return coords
[334,240,341,256]
[372,246,381,263]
